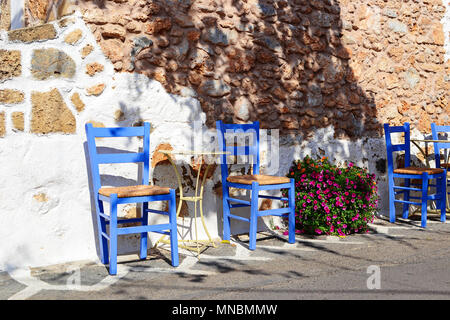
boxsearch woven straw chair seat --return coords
[99,185,171,198]
[394,167,444,175]
[227,174,290,185]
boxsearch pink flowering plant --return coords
[282,156,379,237]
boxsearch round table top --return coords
[158,149,229,155]
[411,139,450,143]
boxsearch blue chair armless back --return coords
[85,122,151,197]
[384,122,411,175]
[216,120,260,181]
[431,123,450,168]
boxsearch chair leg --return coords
[388,177,396,223]
[222,185,231,242]
[439,173,446,223]
[97,199,109,264]
[140,202,148,260]
[169,189,179,267]
[421,173,429,228]
[109,194,118,275]
[402,178,410,219]
[249,182,259,251]
[288,178,296,244]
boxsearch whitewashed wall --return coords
[0,6,448,271]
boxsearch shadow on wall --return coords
[76,0,389,252]
[79,0,382,140]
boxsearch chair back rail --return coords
[216,120,260,180]
[431,123,450,168]
[384,122,411,174]
[85,122,151,196]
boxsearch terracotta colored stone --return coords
[100,39,124,63]
[227,49,255,73]
[431,23,445,46]
[152,143,173,168]
[86,62,104,76]
[101,24,126,41]
[31,88,76,134]
[73,0,448,138]
[86,83,106,96]
[187,30,201,42]
[145,17,172,35]
[190,156,217,181]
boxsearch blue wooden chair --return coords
[216,120,296,250]
[85,122,179,275]
[384,123,446,228]
[431,123,450,208]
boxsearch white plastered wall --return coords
[2,7,444,271]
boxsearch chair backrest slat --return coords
[216,120,260,179]
[87,126,146,138]
[384,123,411,174]
[431,123,450,168]
[96,152,146,164]
[85,123,151,195]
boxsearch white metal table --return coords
[153,149,228,257]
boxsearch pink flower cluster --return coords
[284,156,379,237]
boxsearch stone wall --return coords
[75,0,449,138]
[0,1,449,271]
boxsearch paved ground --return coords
[1,215,450,301]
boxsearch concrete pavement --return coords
[1,214,450,300]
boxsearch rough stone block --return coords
[0,0,10,31]
[11,112,24,131]
[81,44,94,58]
[70,92,85,112]
[86,83,105,96]
[8,24,57,43]
[64,29,83,45]
[86,62,104,76]
[0,89,24,104]
[0,112,5,137]
[0,50,21,81]
[31,48,76,80]
[199,79,231,97]
[31,88,76,134]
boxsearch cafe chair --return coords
[431,123,449,207]
[384,123,446,227]
[85,122,179,275]
[216,120,296,250]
